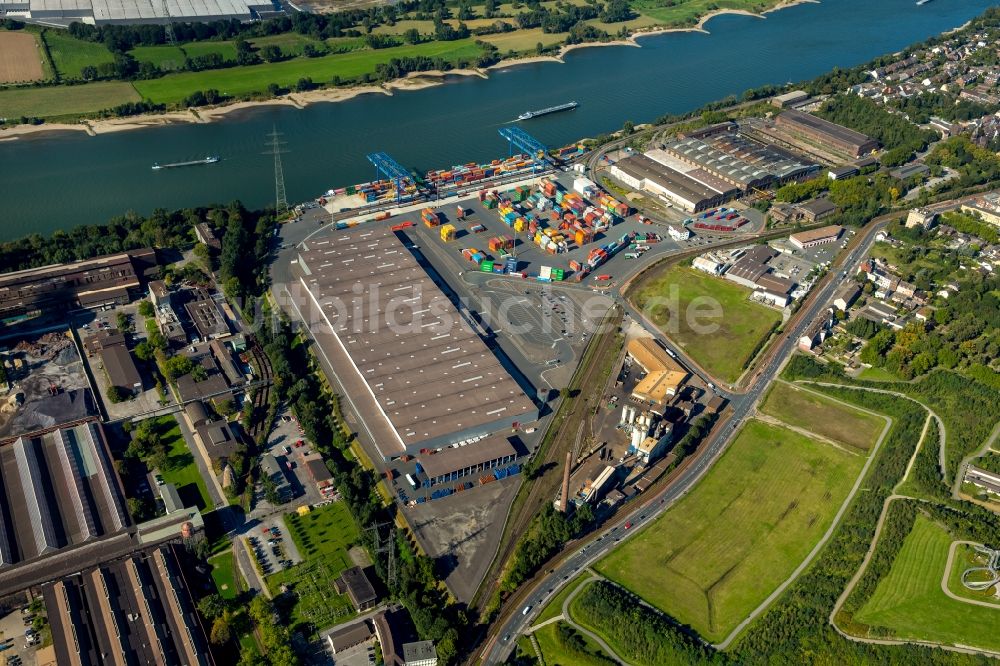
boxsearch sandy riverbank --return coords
[0,0,818,139]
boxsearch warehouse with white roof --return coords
[3,0,277,24]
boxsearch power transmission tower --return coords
[264,127,288,215]
[367,521,397,589]
[161,6,176,45]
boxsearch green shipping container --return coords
[552,269,565,281]
[481,261,495,272]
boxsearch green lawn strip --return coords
[858,366,902,382]
[945,542,1000,606]
[325,37,368,54]
[0,81,139,118]
[264,502,361,630]
[630,264,781,383]
[209,551,240,600]
[760,381,885,450]
[855,514,1000,652]
[534,620,617,666]
[155,416,213,511]
[595,418,865,642]
[129,45,188,71]
[179,40,237,62]
[249,33,327,57]
[536,575,593,624]
[134,39,484,105]
[43,30,113,79]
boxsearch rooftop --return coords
[627,338,689,405]
[416,435,517,479]
[296,225,536,454]
[790,225,844,245]
[777,109,877,148]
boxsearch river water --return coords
[0,0,993,239]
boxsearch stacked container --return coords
[421,208,439,227]
[440,224,456,242]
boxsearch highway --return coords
[479,213,889,664]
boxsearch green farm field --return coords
[760,381,886,450]
[179,40,238,62]
[0,81,139,118]
[855,514,1000,652]
[130,45,187,71]
[134,39,483,104]
[43,30,113,79]
[266,502,361,630]
[633,0,778,26]
[480,28,568,53]
[629,264,781,383]
[595,419,865,642]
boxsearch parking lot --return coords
[0,605,40,666]
[245,515,301,577]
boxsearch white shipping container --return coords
[573,177,598,197]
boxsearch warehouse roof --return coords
[615,154,723,204]
[799,197,838,218]
[790,225,843,245]
[627,338,688,405]
[778,109,875,147]
[99,344,141,392]
[417,435,517,479]
[296,226,536,453]
[755,274,796,295]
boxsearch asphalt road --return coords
[479,215,888,664]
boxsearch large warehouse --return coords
[1,0,278,24]
[296,225,538,460]
[610,153,735,213]
[773,109,879,158]
[0,422,129,569]
[44,545,212,666]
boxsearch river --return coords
[0,0,993,239]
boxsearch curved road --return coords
[480,206,889,663]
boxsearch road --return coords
[479,209,890,664]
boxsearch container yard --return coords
[685,207,751,233]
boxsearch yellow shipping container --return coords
[514,219,526,232]
[440,224,456,242]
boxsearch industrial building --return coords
[771,90,811,108]
[0,248,156,322]
[961,192,1000,227]
[627,338,688,410]
[335,566,379,612]
[415,435,517,487]
[610,154,733,213]
[295,225,537,459]
[773,109,879,158]
[789,225,844,249]
[260,453,292,502]
[184,291,230,341]
[43,545,213,666]
[1,0,279,25]
[657,131,818,192]
[0,422,129,569]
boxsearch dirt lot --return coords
[0,32,44,83]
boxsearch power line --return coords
[366,521,397,589]
[264,127,289,215]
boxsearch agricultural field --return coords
[43,30,114,79]
[534,621,617,666]
[629,264,781,383]
[480,28,569,54]
[249,33,328,57]
[324,37,368,54]
[0,31,46,83]
[855,514,1000,652]
[265,501,361,630]
[596,419,865,642]
[179,40,238,62]
[759,381,885,450]
[633,0,782,28]
[134,39,484,104]
[129,45,188,71]
[0,76,137,119]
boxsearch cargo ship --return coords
[152,156,219,170]
[518,102,578,121]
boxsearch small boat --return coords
[518,102,578,121]
[916,0,931,5]
[152,156,220,170]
